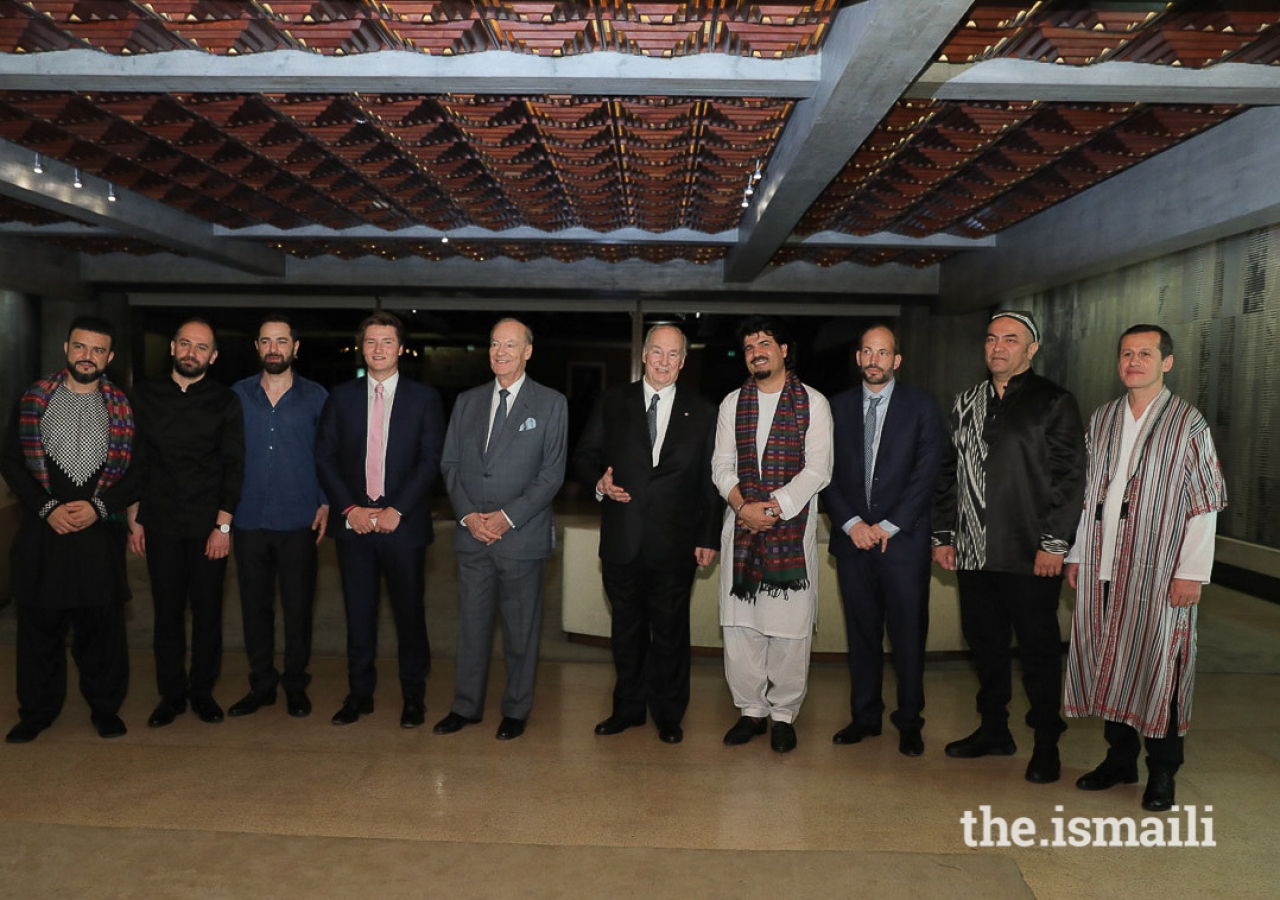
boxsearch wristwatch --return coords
[218,523,231,534]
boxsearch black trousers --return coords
[956,569,1066,744]
[601,556,696,728]
[334,538,430,702]
[15,602,128,727]
[835,543,930,732]
[146,533,228,702]
[233,528,318,695]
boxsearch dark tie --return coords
[487,388,509,456]
[647,393,659,450]
[864,395,882,506]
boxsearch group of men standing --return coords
[2,308,1225,813]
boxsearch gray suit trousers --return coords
[451,549,545,721]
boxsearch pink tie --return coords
[366,382,385,501]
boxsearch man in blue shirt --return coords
[228,314,329,718]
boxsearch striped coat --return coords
[1064,388,1226,737]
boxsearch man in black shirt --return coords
[128,318,244,727]
[1,316,141,743]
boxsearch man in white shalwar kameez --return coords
[1064,324,1226,813]
[713,316,832,753]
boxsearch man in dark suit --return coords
[433,318,567,741]
[315,311,445,728]
[823,324,944,757]
[573,324,721,745]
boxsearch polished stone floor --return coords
[0,526,1276,900]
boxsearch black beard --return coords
[174,357,208,379]
[68,364,101,385]
[751,368,773,381]
[262,358,292,375]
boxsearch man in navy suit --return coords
[316,311,445,728]
[573,324,721,745]
[823,324,944,757]
[433,318,567,741]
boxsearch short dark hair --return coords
[259,312,296,342]
[174,316,217,351]
[859,322,900,355]
[66,315,115,347]
[357,311,405,346]
[491,317,533,345]
[1118,324,1173,359]
[737,315,796,370]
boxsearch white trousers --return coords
[722,625,812,723]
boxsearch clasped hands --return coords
[736,500,779,535]
[45,500,97,535]
[848,520,891,552]
[347,506,401,536]
[464,510,510,545]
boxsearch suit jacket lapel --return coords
[657,385,690,468]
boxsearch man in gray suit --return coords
[434,318,568,740]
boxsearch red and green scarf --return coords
[18,369,134,495]
[731,370,810,601]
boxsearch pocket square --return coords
[518,417,537,432]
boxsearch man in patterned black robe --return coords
[932,311,1086,784]
[1,316,140,743]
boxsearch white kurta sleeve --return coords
[771,388,834,521]
[711,391,741,502]
[1174,511,1217,583]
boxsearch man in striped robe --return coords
[1064,324,1227,813]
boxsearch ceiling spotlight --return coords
[441,236,449,244]
[745,183,754,197]
[73,168,83,189]
[108,185,117,202]
[32,152,43,175]
[752,161,763,182]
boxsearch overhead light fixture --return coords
[73,168,83,189]
[441,236,449,244]
[741,188,750,209]
[32,152,43,175]
[108,184,117,202]
[752,160,763,183]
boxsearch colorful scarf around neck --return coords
[731,369,810,601]
[18,369,135,495]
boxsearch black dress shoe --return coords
[657,724,683,745]
[331,695,374,725]
[5,721,47,744]
[147,698,186,728]
[228,690,276,717]
[432,712,481,735]
[770,721,797,754]
[832,722,882,745]
[944,727,1017,758]
[1076,761,1139,791]
[190,696,224,724]
[496,716,526,740]
[400,698,426,729]
[723,715,768,746]
[1025,743,1061,783]
[1142,772,1176,812]
[898,729,924,757]
[286,691,312,718]
[594,714,645,736]
[93,714,127,739]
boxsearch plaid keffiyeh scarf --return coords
[731,370,810,601]
[18,369,134,495]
